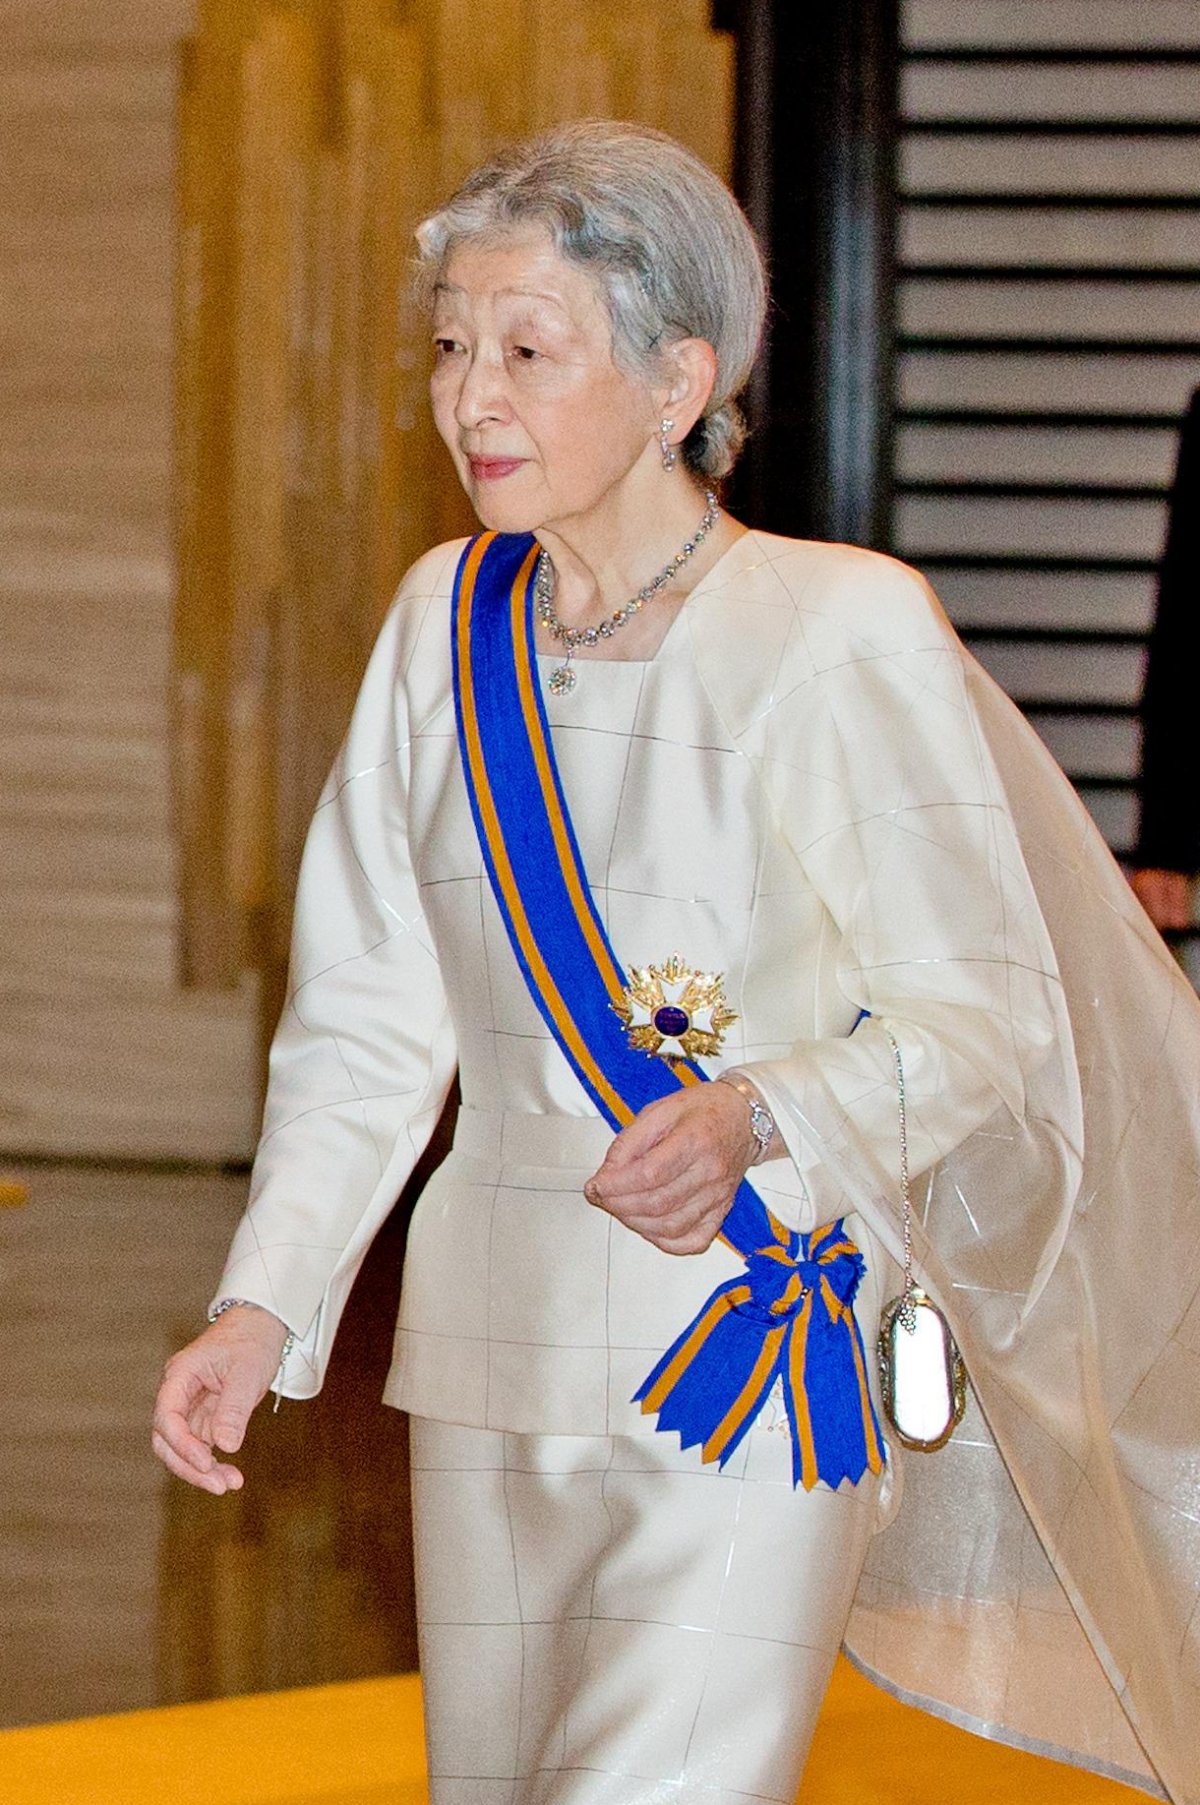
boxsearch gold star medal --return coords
[614,954,738,1064]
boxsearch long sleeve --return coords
[212,545,463,1396]
[688,539,1072,1253]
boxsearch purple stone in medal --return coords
[652,1004,691,1039]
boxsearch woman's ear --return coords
[659,338,719,441]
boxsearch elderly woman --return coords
[154,122,1200,1805]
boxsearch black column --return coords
[716,0,899,547]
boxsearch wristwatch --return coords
[716,1071,777,1164]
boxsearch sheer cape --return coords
[687,556,1200,1802]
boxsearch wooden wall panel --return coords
[0,6,260,1160]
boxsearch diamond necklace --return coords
[535,488,720,696]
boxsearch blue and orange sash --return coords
[451,530,884,1490]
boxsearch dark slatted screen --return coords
[894,1,1200,970]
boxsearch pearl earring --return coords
[659,418,677,472]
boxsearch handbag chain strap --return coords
[882,1027,917,1333]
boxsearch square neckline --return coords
[532,526,757,671]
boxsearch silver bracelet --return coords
[207,1297,296,1367]
[716,1071,776,1164]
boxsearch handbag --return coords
[876,1029,968,1452]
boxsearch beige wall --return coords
[0,2,259,1160]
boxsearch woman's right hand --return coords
[151,1305,290,1495]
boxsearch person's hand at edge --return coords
[1131,867,1195,934]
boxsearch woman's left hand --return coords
[583,1082,758,1254]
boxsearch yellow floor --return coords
[0,1657,1145,1805]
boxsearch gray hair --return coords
[414,120,767,481]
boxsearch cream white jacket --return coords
[216,530,1057,1421]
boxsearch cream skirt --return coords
[410,1405,884,1805]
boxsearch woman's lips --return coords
[467,455,526,481]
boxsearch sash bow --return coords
[635,1219,880,1489]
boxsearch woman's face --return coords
[429,230,661,535]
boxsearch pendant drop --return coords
[547,664,577,696]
